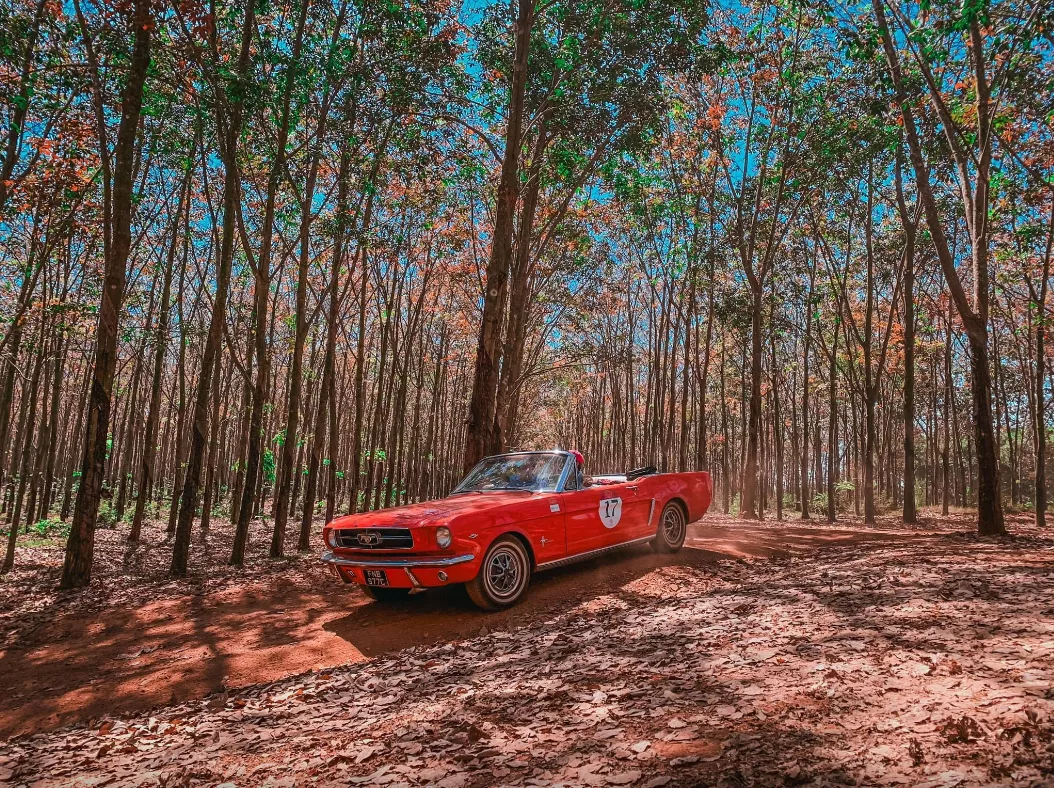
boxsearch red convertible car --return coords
[320,450,712,610]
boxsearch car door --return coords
[527,493,568,564]
[562,479,652,557]
[621,479,661,538]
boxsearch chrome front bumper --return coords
[319,550,475,568]
[320,549,476,590]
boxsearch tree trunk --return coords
[128,193,177,543]
[827,324,839,523]
[966,326,1004,534]
[769,318,784,521]
[271,72,331,557]
[199,355,224,536]
[167,259,192,537]
[872,0,1003,535]
[60,361,92,521]
[943,303,952,515]
[1032,203,1052,526]
[61,0,153,588]
[720,334,730,514]
[171,0,253,576]
[800,273,814,520]
[234,0,309,563]
[300,142,351,548]
[4,317,47,573]
[114,327,147,521]
[741,285,763,519]
[38,321,68,522]
[0,326,25,498]
[899,168,918,524]
[495,123,547,448]
[348,263,369,513]
[464,0,534,470]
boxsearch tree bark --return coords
[943,302,953,516]
[61,0,153,588]
[769,294,783,521]
[171,0,254,576]
[827,320,839,523]
[127,184,178,544]
[463,0,534,470]
[897,156,918,524]
[1030,202,1053,526]
[740,285,763,519]
[872,0,1004,534]
[270,54,332,557]
[233,0,309,564]
[4,315,47,573]
[800,266,814,520]
[300,140,352,549]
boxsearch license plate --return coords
[364,569,389,587]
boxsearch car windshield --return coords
[453,453,568,493]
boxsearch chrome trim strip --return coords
[403,567,423,589]
[535,536,654,571]
[453,450,574,495]
[647,499,655,526]
[335,527,415,550]
[320,550,475,568]
[555,454,575,493]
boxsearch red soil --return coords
[0,515,937,739]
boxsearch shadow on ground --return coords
[0,516,930,738]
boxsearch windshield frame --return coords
[451,451,574,495]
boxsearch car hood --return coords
[328,492,537,530]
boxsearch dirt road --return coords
[6,517,1051,787]
[0,517,931,739]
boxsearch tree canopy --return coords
[0,0,1052,583]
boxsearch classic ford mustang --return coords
[320,450,712,610]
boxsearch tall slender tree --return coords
[60,0,154,588]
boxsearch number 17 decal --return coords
[599,497,622,528]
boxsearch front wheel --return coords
[653,501,687,553]
[466,536,531,611]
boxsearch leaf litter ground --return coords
[2,512,1053,786]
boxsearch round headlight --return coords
[436,527,452,549]
[327,529,339,548]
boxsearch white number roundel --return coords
[599,497,622,528]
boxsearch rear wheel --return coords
[653,501,687,553]
[467,536,531,611]
[360,585,411,603]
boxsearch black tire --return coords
[466,536,531,611]
[653,501,687,553]
[360,585,412,603]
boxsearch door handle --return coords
[627,485,639,491]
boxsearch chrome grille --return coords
[335,528,414,550]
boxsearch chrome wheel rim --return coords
[485,546,523,599]
[662,506,685,544]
